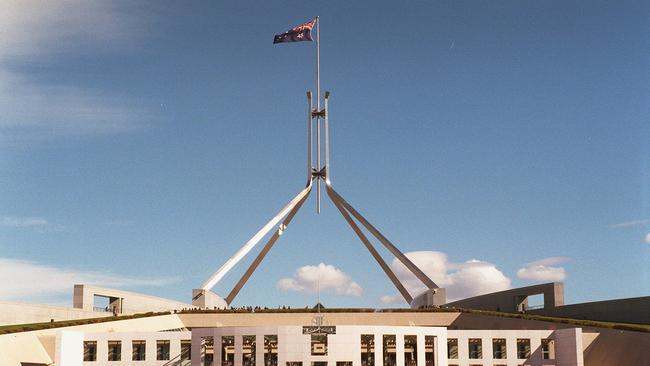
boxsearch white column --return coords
[215,334,223,366]
[396,335,404,366]
[483,337,492,364]
[235,335,244,366]
[55,331,84,366]
[170,339,181,364]
[416,335,425,366]
[256,334,265,366]
[435,333,448,366]
[147,339,156,364]
[191,332,203,366]
[374,333,383,366]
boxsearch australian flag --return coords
[273,19,316,44]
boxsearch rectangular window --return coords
[383,335,396,366]
[156,340,170,361]
[287,362,302,366]
[244,335,256,366]
[517,339,531,359]
[264,335,278,366]
[222,336,234,366]
[108,340,121,361]
[404,335,417,366]
[361,334,375,366]
[83,341,97,362]
[492,338,506,359]
[132,340,146,361]
[203,336,214,366]
[468,339,482,359]
[181,340,192,361]
[337,362,352,366]
[311,334,328,355]
[541,339,555,360]
[424,336,435,366]
[312,362,328,366]
[447,338,458,359]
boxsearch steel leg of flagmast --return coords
[326,184,413,303]
[226,182,313,304]
[201,182,313,291]
[315,16,321,214]
[307,92,313,184]
[326,185,439,290]
[324,91,330,183]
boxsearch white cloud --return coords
[379,295,403,304]
[0,215,48,228]
[609,219,650,228]
[387,251,511,303]
[0,1,141,61]
[0,1,151,145]
[277,263,363,297]
[0,257,178,302]
[516,256,570,282]
[645,233,650,244]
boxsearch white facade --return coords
[191,326,447,366]
[59,330,192,366]
[57,325,584,366]
[446,328,583,366]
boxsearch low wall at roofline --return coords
[0,301,112,326]
[73,284,191,315]
[529,295,650,325]
[443,282,564,312]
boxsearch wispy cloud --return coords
[516,256,570,282]
[379,295,403,305]
[645,233,650,244]
[277,263,363,297]
[0,215,49,228]
[609,219,650,228]
[0,1,152,145]
[0,257,178,302]
[385,251,511,304]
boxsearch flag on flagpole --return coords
[273,19,316,44]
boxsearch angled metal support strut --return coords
[201,181,313,292]
[326,184,413,303]
[225,182,312,304]
[200,74,440,306]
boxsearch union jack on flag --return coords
[273,19,316,44]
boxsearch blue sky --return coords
[0,1,648,308]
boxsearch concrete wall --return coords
[449,311,650,366]
[57,330,192,366]
[447,328,583,366]
[0,332,54,366]
[529,296,650,325]
[0,314,185,366]
[410,289,446,309]
[178,312,461,329]
[0,300,112,326]
[56,331,84,366]
[444,283,564,312]
[73,284,191,314]
[192,326,449,366]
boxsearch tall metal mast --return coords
[196,17,441,308]
[315,16,322,213]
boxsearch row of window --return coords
[199,334,279,366]
[84,335,555,364]
[446,338,555,360]
[83,339,191,362]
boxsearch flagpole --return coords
[316,16,320,109]
[316,16,321,214]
